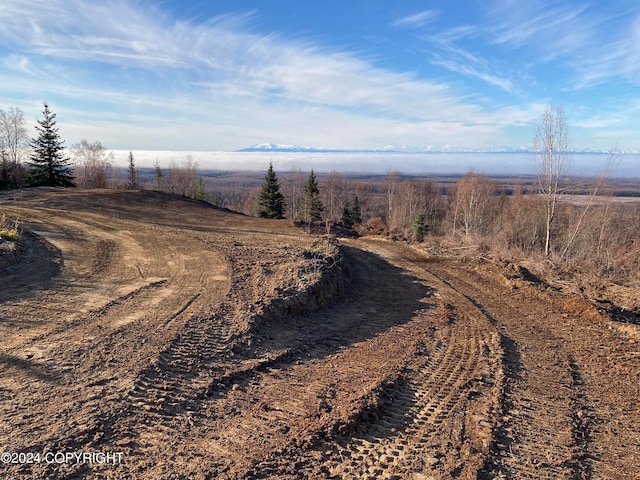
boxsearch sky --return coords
[1,0,640,162]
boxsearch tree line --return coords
[0,102,141,190]
[257,163,363,231]
[0,101,212,199]
[251,106,637,288]
[255,159,637,283]
[4,102,637,285]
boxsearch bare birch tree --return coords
[532,105,572,256]
[385,170,402,230]
[0,107,28,165]
[450,172,497,238]
[71,139,113,188]
[167,155,198,197]
[560,151,620,260]
[321,170,347,223]
[0,107,28,187]
[284,166,304,221]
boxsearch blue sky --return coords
[1,0,640,154]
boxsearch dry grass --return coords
[0,212,21,241]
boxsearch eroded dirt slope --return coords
[1,189,638,479]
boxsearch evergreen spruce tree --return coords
[341,204,353,228]
[126,151,138,189]
[195,177,207,201]
[413,210,426,242]
[0,150,11,190]
[258,163,285,218]
[351,195,362,225]
[341,195,362,228]
[299,170,323,223]
[153,159,163,190]
[28,102,74,187]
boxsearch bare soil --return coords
[0,189,638,479]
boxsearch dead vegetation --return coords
[0,211,20,240]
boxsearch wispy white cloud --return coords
[573,98,640,137]
[485,0,640,90]
[0,2,491,122]
[430,46,518,94]
[0,1,256,70]
[573,115,624,130]
[488,0,590,55]
[570,15,640,89]
[3,54,41,77]
[1,1,452,116]
[0,0,573,151]
[418,26,529,95]
[392,10,439,29]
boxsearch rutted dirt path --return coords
[407,249,640,479]
[295,240,503,480]
[1,190,639,479]
[203,242,503,480]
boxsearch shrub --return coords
[0,212,21,241]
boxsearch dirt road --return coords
[0,189,638,479]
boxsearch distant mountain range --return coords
[236,143,635,154]
[237,143,343,153]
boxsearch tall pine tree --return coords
[258,163,285,218]
[0,150,13,190]
[351,195,362,225]
[195,177,207,201]
[126,151,138,189]
[342,195,362,227]
[28,102,74,187]
[298,169,323,223]
[153,159,163,190]
[412,210,426,242]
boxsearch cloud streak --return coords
[1,0,637,153]
[488,1,590,54]
[2,1,453,116]
[392,10,439,29]
[485,0,640,89]
[1,0,531,147]
[430,46,518,94]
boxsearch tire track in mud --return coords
[336,267,498,478]
[246,239,502,480]
[121,240,325,421]
[203,244,438,479]
[1,207,228,364]
[127,303,232,416]
[95,237,335,477]
[1,190,340,479]
[328,311,492,480]
[0,199,234,480]
[422,260,591,480]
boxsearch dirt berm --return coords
[0,189,638,479]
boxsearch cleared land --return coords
[0,189,638,479]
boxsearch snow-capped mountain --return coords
[236,143,638,154]
[236,143,529,153]
[236,143,332,152]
